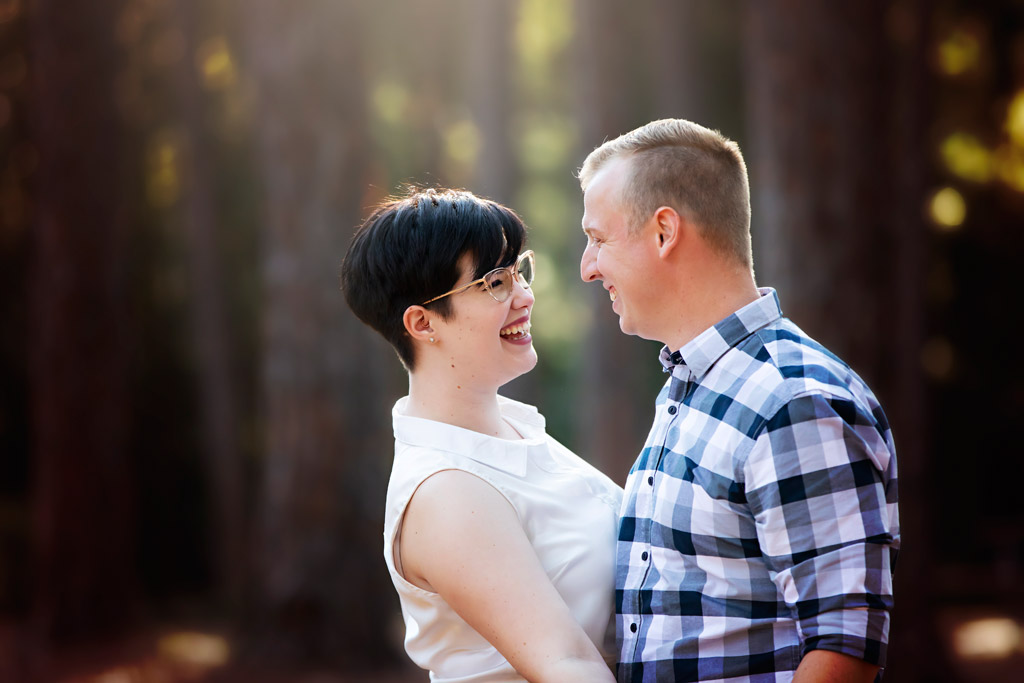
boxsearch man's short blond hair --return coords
[578,119,752,269]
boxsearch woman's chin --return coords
[500,348,538,385]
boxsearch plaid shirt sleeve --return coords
[743,390,898,666]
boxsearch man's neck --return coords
[663,270,759,353]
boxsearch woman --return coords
[341,188,622,682]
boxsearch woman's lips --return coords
[500,317,531,344]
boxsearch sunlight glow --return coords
[952,617,1021,660]
[937,28,981,76]
[940,133,992,183]
[198,37,237,90]
[928,187,966,229]
[158,631,231,668]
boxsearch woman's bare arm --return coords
[400,469,615,683]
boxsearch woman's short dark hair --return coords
[341,187,527,370]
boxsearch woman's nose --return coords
[511,276,535,307]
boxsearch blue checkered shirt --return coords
[616,288,899,682]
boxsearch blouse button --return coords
[630,623,638,633]
[648,476,654,485]
[668,405,677,415]
[641,551,648,561]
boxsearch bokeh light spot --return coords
[147,130,181,208]
[939,133,992,183]
[937,28,981,76]
[444,119,481,169]
[372,81,409,126]
[994,143,1024,192]
[952,617,1021,660]
[198,37,237,90]
[158,631,231,667]
[516,0,573,88]
[928,187,966,230]
[518,116,576,173]
[1006,90,1024,147]
[530,251,591,346]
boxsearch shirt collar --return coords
[392,395,546,477]
[659,287,782,378]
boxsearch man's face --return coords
[580,157,660,340]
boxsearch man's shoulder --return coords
[712,318,868,410]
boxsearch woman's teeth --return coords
[609,289,617,302]
[500,321,531,339]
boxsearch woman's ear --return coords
[403,305,436,344]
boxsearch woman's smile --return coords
[499,315,532,345]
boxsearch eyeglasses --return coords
[422,250,535,305]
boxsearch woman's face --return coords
[430,252,537,389]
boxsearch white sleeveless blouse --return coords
[383,396,623,682]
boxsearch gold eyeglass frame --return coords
[421,250,535,305]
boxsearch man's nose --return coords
[580,244,600,282]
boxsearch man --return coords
[578,119,899,682]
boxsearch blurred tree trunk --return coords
[171,0,246,609]
[572,0,685,482]
[241,0,402,665]
[743,1,939,679]
[641,0,714,122]
[26,0,137,648]
[465,0,514,203]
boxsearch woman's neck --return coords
[405,369,518,439]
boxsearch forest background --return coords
[1,0,1022,681]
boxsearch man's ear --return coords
[403,305,435,344]
[652,206,683,258]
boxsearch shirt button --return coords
[668,405,677,415]
[641,551,648,561]
[630,623,638,633]
[647,476,654,485]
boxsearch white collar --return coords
[392,395,547,477]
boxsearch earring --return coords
[429,337,435,343]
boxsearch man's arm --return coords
[400,469,616,683]
[794,649,879,683]
[745,392,897,672]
